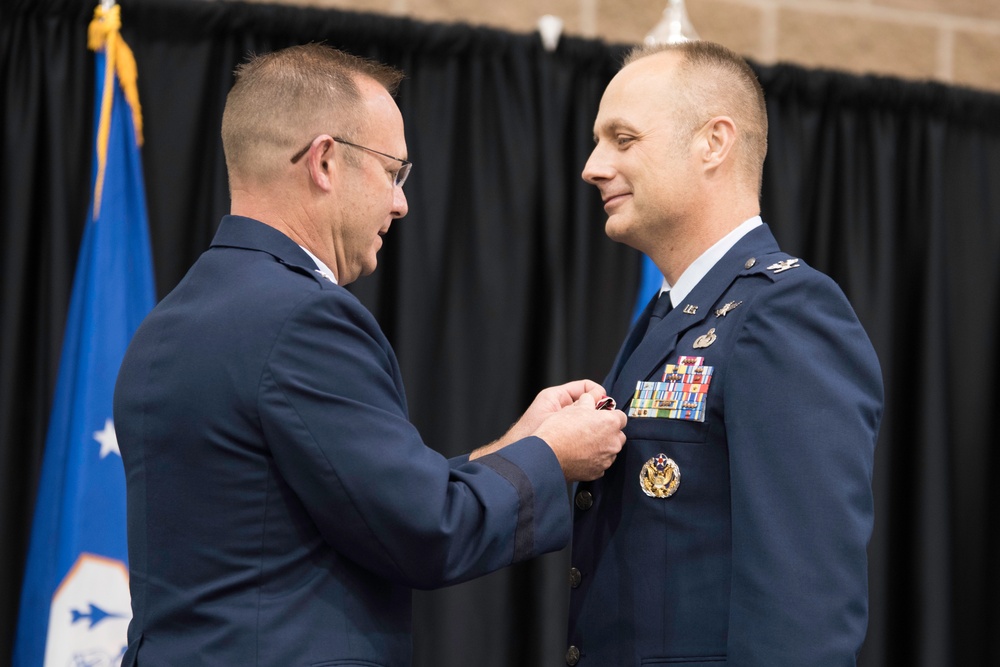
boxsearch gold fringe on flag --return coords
[87,2,144,219]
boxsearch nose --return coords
[392,184,408,219]
[582,145,613,185]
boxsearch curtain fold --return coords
[2,1,998,665]
[757,63,1000,667]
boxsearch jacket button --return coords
[566,645,581,665]
[575,490,593,510]
[569,567,582,588]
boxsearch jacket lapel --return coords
[605,293,658,389]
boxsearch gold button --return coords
[566,645,581,665]
[569,567,582,588]
[574,490,593,510]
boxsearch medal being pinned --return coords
[640,453,681,498]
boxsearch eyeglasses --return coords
[290,136,412,188]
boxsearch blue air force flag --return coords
[633,253,664,323]
[13,5,155,665]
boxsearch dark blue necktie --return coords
[647,291,672,328]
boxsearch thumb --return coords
[575,392,597,408]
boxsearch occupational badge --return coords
[640,453,681,498]
[692,328,717,349]
[714,300,743,317]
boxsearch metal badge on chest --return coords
[640,453,681,498]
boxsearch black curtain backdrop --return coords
[2,1,998,665]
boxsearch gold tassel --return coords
[87,2,144,219]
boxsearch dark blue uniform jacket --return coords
[115,215,569,666]
[569,224,884,666]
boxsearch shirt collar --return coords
[662,216,762,306]
[298,245,338,284]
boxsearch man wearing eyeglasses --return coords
[113,44,626,666]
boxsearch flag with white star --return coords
[13,6,155,664]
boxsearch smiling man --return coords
[566,42,884,666]
[113,44,627,666]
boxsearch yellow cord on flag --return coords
[87,2,144,219]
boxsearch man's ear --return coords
[699,116,737,172]
[307,136,336,191]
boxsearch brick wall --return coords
[250,0,1000,92]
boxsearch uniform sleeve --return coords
[256,289,570,589]
[724,272,883,665]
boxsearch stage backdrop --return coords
[3,1,999,665]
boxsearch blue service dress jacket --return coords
[567,224,884,666]
[113,215,571,666]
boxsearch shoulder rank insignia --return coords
[715,300,743,317]
[766,258,800,273]
[640,453,680,498]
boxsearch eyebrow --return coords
[594,118,641,138]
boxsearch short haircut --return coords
[221,43,404,183]
[624,41,768,193]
